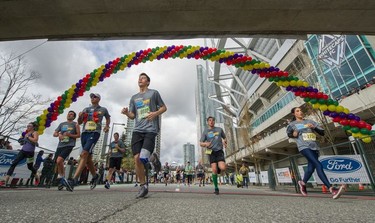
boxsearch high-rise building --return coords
[183,143,195,165]
[124,118,134,148]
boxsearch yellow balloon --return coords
[343,108,350,114]
[352,133,360,138]
[38,130,44,135]
[289,80,297,86]
[296,80,303,87]
[313,103,320,109]
[276,81,282,87]
[303,82,309,87]
[328,105,336,112]
[335,105,344,113]
[282,81,290,87]
[319,104,328,111]
[362,137,372,143]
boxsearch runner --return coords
[121,73,167,198]
[185,161,193,187]
[286,107,345,199]
[163,162,170,186]
[104,132,126,189]
[68,93,111,190]
[53,110,80,192]
[200,116,227,195]
[4,122,40,186]
[195,161,205,187]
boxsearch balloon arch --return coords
[29,45,374,143]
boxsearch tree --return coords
[0,54,50,138]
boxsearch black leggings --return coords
[7,150,36,177]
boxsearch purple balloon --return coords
[330,112,338,118]
[354,116,361,121]
[313,88,319,93]
[292,87,299,92]
[323,111,331,116]
[286,86,292,91]
[299,87,306,92]
[347,113,355,120]
[251,70,257,74]
[339,112,347,119]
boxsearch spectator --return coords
[5,141,12,150]
[39,154,54,187]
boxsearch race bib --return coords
[137,106,150,120]
[205,149,212,155]
[86,121,97,131]
[26,157,34,164]
[61,136,69,143]
[302,133,316,141]
[113,148,118,153]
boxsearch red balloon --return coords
[340,119,349,126]
[358,121,367,129]
[366,124,372,131]
[301,92,308,98]
[322,95,329,100]
[309,92,317,98]
[317,92,323,99]
[332,117,341,122]
[349,120,358,127]
[294,92,301,97]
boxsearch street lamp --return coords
[108,122,126,149]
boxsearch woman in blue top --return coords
[286,107,344,199]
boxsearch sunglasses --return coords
[91,95,99,99]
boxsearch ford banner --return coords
[0,150,31,179]
[314,155,370,184]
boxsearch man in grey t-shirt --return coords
[200,116,227,195]
[53,110,80,191]
[69,93,111,190]
[104,132,126,189]
[122,73,167,198]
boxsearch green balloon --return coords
[318,99,326,104]
[351,127,360,133]
[327,99,334,105]
[370,130,375,136]
[269,77,274,82]
[86,86,91,91]
[273,77,279,82]
[360,128,370,135]
[304,97,311,102]
[333,101,339,106]
[310,99,318,104]
[58,109,64,114]
[343,125,351,131]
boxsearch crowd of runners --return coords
[1,72,345,199]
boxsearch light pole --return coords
[108,122,126,150]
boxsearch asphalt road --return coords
[1,183,374,223]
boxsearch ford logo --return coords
[0,152,26,167]
[321,157,362,173]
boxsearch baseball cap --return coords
[90,93,101,99]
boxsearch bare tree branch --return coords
[0,54,50,138]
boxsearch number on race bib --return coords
[302,133,316,141]
[86,121,97,131]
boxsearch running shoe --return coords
[57,178,64,191]
[136,184,148,198]
[62,178,73,192]
[331,185,345,199]
[134,183,138,187]
[214,188,219,195]
[90,173,101,190]
[104,181,110,189]
[298,180,307,196]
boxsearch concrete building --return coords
[183,143,195,165]
[203,36,375,174]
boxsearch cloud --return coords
[0,38,205,164]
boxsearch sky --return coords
[0,38,207,165]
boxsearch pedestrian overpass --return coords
[0,0,374,41]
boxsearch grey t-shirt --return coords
[196,164,204,174]
[109,140,125,158]
[81,105,110,133]
[55,121,78,148]
[129,89,165,133]
[200,127,226,152]
[286,119,323,152]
